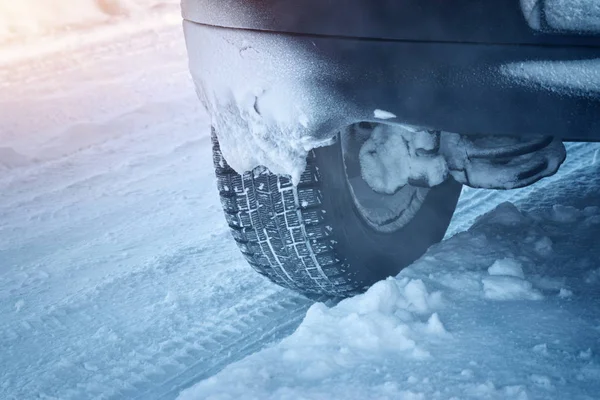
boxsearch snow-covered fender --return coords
[182,0,600,181]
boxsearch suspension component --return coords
[357,124,448,194]
[440,132,567,189]
[356,123,567,192]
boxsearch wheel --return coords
[212,125,462,298]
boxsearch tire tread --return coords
[212,132,351,296]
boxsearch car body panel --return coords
[183,1,600,144]
[181,0,600,45]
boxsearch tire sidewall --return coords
[313,139,462,290]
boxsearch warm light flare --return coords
[0,0,177,45]
[0,0,179,64]
[0,0,117,42]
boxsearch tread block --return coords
[301,209,322,226]
[316,252,338,267]
[305,225,328,239]
[297,188,322,208]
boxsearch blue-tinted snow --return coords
[181,160,600,400]
[1,10,600,400]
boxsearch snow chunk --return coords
[359,124,448,193]
[400,279,443,315]
[373,109,397,120]
[344,278,442,317]
[483,260,543,301]
[488,258,525,279]
[292,279,439,360]
[559,288,573,298]
[483,276,543,301]
[425,313,448,336]
[185,22,341,185]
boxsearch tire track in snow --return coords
[133,295,311,400]
[1,37,311,398]
[1,237,311,400]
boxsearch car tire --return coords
[212,129,462,298]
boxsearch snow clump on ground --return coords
[180,200,600,400]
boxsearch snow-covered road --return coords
[1,13,599,400]
[1,17,311,399]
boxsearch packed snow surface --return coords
[1,14,310,400]
[2,8,600,400]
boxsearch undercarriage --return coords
[349,123,567,192]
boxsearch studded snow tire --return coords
[212,131,462,298]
